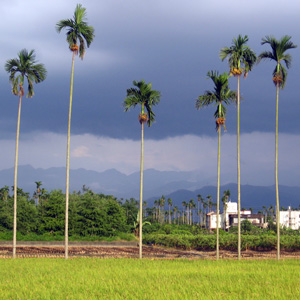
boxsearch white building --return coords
[206,211,223,230]
[206,201,264,230]
[280,207,300,230]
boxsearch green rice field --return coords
[0,258,299,299]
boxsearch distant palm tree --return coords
[5,49,46,259]
[189,199,196,225]
[182,201,187,224]
[167,198,172,224]
[34,181,42,203]
[220,35,256,260]
[143,201,147,218]
[196,71,236,259]
[56,3,95,260]
[203,201,208,227]
[154,199,159,221]
[158,195,166,224]
[197,194,204,225]
[123,80,161,258]
[262,205,267,223]
[222,189,231,230]
[258,35,297,260]
[206,195,213,213]
[173,206,178,224]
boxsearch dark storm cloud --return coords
[1,0,300,141]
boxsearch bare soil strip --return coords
[1,243,300,259]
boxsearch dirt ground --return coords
[1,245,300,259]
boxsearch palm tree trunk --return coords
[237,75,241,260]
[139,121,144,259]
[65,50,76,260]
[275,84,280,260]
[13,94,22,259]
[216,127,221,260]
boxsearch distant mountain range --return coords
[0,165,207,199]
[0,165,299,212]
[148,184,300,212]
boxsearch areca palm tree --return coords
[167,198,172,224]
[258,35,297,260]
[123,79,161,258]
[173,206,178,224]
[222,189,231,230]
[34,181,42,204]
[56,3,95,260]
[5,49,46,258]
[189,199,196,225]
[220,35,256,260]
[196,71,236,259]
[158,195,166,224]
[197,194,204,225]
[206,195,213,213]
[182,201,187,224]
[154,199,159,221]
[203,201,208,228]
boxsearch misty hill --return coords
[0,165,206,199]
[147,183,300,213]
[0,165,299,211]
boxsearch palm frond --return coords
[220,35,256,77]
[55,19,74,33]
[196,70,236,130]
[259,35,297,89]
[5,49,46,97]
[56,4,95,58]
[123,80,161,127]
[257,50,275,63]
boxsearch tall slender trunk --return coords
[275,83,280,260]
[237,75,241,260]
[13,94,22,259]
[224,205,227,230]
[198,201,200,225]
[65,51,76,260]
[139,121,144,259]
[216,127,221,260]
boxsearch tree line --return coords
[2,183,297,238]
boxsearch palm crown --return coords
[258,35,297,88]
[56,4,95,59]
[5,49,47,98]
[124,80,161,127]
[220,35,257,78]
[196,71,236,130]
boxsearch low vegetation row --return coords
[143,233,300,251]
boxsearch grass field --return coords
[0,258,299,299]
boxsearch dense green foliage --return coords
[0,259,299,299]
[0,188,128,239]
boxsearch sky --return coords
[0,0,300,187]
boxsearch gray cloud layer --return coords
[1,131,299,187]
[1,0,300,140]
